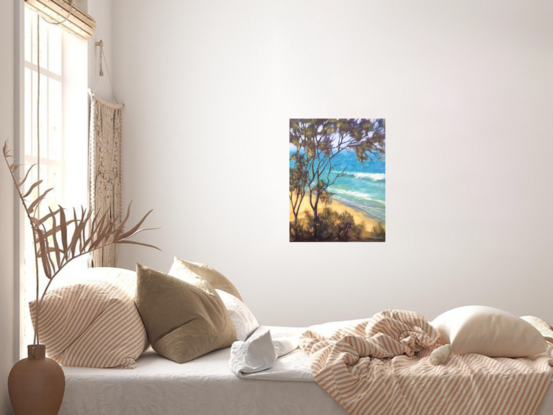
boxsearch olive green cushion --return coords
[135,264,236,364]
[169,257,243,301]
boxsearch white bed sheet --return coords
[60,326,553,415]
[60,326,344,415]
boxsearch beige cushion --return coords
[135,263,236,364]
[30,280,148,368]
[169,256,243,301]
[431,306,547,357]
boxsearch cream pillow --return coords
[431,306,547,357]
[216,289,259,341]
[169,257,243,301]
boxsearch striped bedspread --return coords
[300,310,553,415]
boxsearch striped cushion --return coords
[49,267,139,298]
[30,280,148,369]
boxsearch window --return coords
[21,7,89,348]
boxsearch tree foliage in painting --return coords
[289,119,385,242]
[289,152,309,226]
[310,208,365,241]
[370,223,386,241]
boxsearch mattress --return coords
[60,326,553,415]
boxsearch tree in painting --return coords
[289,119,386,242]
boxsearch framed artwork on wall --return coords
[289,118,386,242]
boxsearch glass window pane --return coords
[47,166,62,209]
[48,79,62,160]
[30,71,37,157]
[48,26,62,75]
[24,8,32,63]
[38,17,48,70]
[30,164,41,200]
[24,68,32,156]
[38,73,48,158]
[29,12,37,66]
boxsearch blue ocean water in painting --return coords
[290,147,386,224]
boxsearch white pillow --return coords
[216,289,259,341]
[431,306,547,357]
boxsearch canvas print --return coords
[289,118,386,242]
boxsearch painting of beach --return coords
[289,119,386,242]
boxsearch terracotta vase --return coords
[8,345,65,415]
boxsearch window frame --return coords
[20,7,66,351]
[15,3,89,357]
[15,0,25,361]
[23,8,65,182]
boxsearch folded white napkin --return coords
[229,327,298,375]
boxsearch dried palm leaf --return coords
[3,141,159,344]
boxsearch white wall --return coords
[88,0,114,102]
[0,0,16,412]
[113,0,553,327]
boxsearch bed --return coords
[60,326,553,415]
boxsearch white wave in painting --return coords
[330,188,386,206]
[342,172,385,182]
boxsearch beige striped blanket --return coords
[300,310,553,415]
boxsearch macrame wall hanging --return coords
[89,40,124,267]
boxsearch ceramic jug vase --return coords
[8,345,65,415]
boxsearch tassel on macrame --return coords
[97,40,104,77]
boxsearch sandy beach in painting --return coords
[289,198,383,239]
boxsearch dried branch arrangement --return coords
[3,141,159,344]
